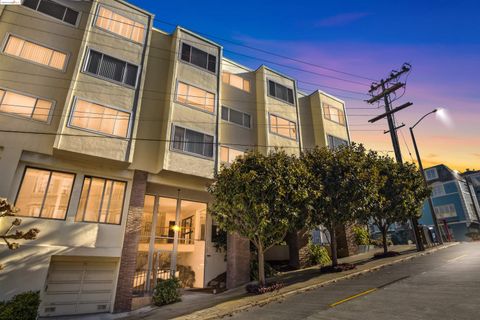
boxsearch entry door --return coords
[41,258,117,317]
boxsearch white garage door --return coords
[41,258,117,317]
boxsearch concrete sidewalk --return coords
[117,243,456,320]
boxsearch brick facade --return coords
[336,224,358,258]
[226,232,250,289]
[114,170,148,313]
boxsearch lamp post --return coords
[410,109,444,244]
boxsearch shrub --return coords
[352,226,370,246]
[307,242,332,266]
[177,265,195,288]
[0,291,40,320]
[370,238,393,247]
[152,278,181,306]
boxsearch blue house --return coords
[419,165,480,241]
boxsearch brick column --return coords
[114,170,148,313]
[226,232,250,289]
[336,224,358,258]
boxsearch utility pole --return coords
[367,63,425,252]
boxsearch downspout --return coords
[214,46,222,176]
[125,13,152,162]
[293,81,302,153]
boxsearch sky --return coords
[131,0,479,172]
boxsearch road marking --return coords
[329,288,377,307]
[448,254,467,263]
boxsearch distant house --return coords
[462,170,480,208]
[419,165,480,241]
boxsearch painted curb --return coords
[176,243,459,320]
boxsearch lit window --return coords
[220,146,244,164]
[221,106,251,128]
[180,43,216,73]
[3,34,67,70]
[84,50,138,87]
[323,104,345,125]
[171,125,214,158]
[70,99,130,137]
[222,72,250,92]
[425,168,439,181]
[268,80,294,104]
[0,88,53,122]
[327,135,348,150]
[269,114,297,140]
[95,5,145,43]
[22,0,79,26]
[15,167,75,220]
[76,176,126,225]
[176,82,215,113]
[434,204,457,219]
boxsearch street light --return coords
[410,109,444,245]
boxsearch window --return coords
[434,204,457,219]
[221,106,251,128]
[70,99,130,138]
[76,176,126,225]
[176,82,215,113]
[0,88,53,122]
[95,5,146,43]
[268,80,294,104]
[220,146,244,164]
[323,104,346,125]
[180,43,216,73]
[222,72,250,92]
[431,184,445,197]
[3,34,67,70]
[15,167,75,220]
[171,125,214,158]
[327,135,348,150]
[22,0,79,26]
[269,114,297,140]
[425,168,439,181]
[84,50,139,87]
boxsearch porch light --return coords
[172,225,181,232]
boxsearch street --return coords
[232,242,480,320]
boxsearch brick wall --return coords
[114,170,148,313]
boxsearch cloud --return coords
[315,13,370,27]
[473,153,480,158]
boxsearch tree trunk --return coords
[257,244,266,286]
[329,227,338,267]
[286,231,300,269]
[382,226,388,254]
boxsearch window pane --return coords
[203,135,214,157]
[107,181,125,224]
[96,6,112,30]
[188,86,207,108]
[49,51,66,70]
[176,82,189,105]
[32,99,52,122]
[172,126,185,150]
[64,8,79,25]
[191,47,208,69]
[208,54,216,73]
[83,177,105,222]
[0,91,36,118]
[76,177,91,222]
[21,40,52,66]
[38,0,66,21]
[42,172,74,219]
[124,64,138,87]
[99,180,113,223]
[99,55,125,82]
[229,149,243,162]
[220,146,229,163]
[181,43,191,62]
[185,129,205,155]
[131,21,145,43]
[221,106,228,120]
[269,114,277,133]
[205,92,215,113]
[23,0,39,10]
[15,168,50,218]
[4,36,24,56]
[243,79,250,92]
[229,109,243,126]
[243,113,251,128]
[276,117,290,137]
[268,80,275,96]
[86,51,102,74]
[287,88,294,104]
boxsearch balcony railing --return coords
[132,268,179,296]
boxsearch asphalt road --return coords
[232,242,480,320]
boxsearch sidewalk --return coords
[118,243,456,320]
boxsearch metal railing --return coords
[132,268,179,296]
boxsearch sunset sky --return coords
[133,0,479,172]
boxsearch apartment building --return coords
[419,165,480,241]
[0,0,351,317]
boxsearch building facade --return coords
[0,0,350,317]
[419,165,480,242]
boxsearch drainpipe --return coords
[170,190,181,277]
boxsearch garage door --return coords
[41,258,117,317]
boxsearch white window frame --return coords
[92,4,147,45]
[323,103,346,126]
[82,47,140,89]
[67,96,132,139]
[0,86,55,124]
[169,124,215,160]
[434,204,457,219]
[1,33,70,72]
[425,168,439,181]
[431,183,446,197]
[268,113,298,141]
[221,106,251,129]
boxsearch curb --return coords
[176,242,459,320]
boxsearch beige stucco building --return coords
[0,0,350,317]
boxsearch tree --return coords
[208,150,309,286]
[361,156,431,254]
[1,198,40,270]
[302,144,377,267]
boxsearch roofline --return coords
[152,27,169,36]
[222,57,253,72]
[114,0,154,17]
[255,65,297,83]
[176,26,223,49]
[306,89,345,104]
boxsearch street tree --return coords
[208,150,310,286]
[302,144,377,267]
[0,198,40,270]
[362,156,430,254]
